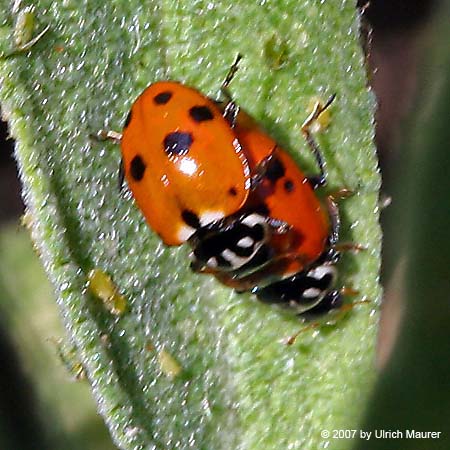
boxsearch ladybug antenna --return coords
[221,54,243,101]
[301,93,336,189]
[222,54,243,91]
[221,54,243,127]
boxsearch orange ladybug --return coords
[186,57,345,315]
[102,56,353,316]
[120,82,250,245]
[228,107,331,279]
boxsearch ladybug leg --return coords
[285,296,371,345]
[326,188,358,247]
[334,242,367,253]
[250,146,279,189]
[326,189,367,252]
[301,94,336,189]
[326,195,340,246]
[328,187,354,201]
[220,54,243,127]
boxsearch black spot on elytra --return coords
[154,91,172,105]
[123,110,132,129]
[164,132,193,156]
[228,187,238,197]
[189,105,214,122]
[182,210,201,228]
[130,155,146,181]
[284,179,294,192]
[265,158,286,183]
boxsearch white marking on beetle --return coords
[241,213,265,228]
[177,224,195,242]
[200,210,225,226]
[307,264,336,281]
[206,257,218,268]
[303,287,321,299]
[221,249,250,268]
[237,236,254,248]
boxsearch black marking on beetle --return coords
[215,254,232,268]
[189,105,214,122]
[250,223,265,242]
[123,110,132,129]
[254,203,271,217]
[182,210,201,229]
[164,131,193,156]
[255,262,335,306]
[233,243,255,258]
[228,187,238,197]
[265,157,286,183]
[130,155,146,181]
[256,273,323,305]
[284,179,294,193]
[309,271,334,289]
[191,217,268,269]
[299,290,342,318]
[233,244,274,277]
[154,91,173,105]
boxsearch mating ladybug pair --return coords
[102,56,357,317]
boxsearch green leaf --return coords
[0,1,381,449]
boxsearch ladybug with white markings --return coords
[99,56,359,317]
